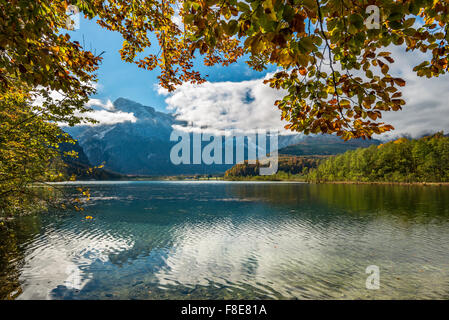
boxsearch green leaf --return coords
[388,12,403,22]
[403,18,415,28]
[349,14,364,30]
[184,14,195,25]
[299,37,315,52]
[237,2,251,13]
[226,20,238,35]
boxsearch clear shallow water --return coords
[1,181,449,300]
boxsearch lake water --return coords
[1,181,449,300]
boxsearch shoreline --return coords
[46,179,449,186]
[310,181,449,186]
[223,178,449,186]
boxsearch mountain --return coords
[278,135,381,156]
[63,98,382,176]
[58,138,124,180]
[64,98,233,175]
[65,98,174,174]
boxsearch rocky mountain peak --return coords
[113,97,157,120]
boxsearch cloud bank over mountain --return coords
[32,88,138,127]
[82,98,137,125]
[157,77,289,135]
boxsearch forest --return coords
[308,133,449,183]
[224,155,323,180]
[225,133,449,183]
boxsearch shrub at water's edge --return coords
[0,95,121,217]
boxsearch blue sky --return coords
[68,17,275,112]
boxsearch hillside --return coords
[224,155,324,180]
[225,133,449,183]
[308,133,449,183]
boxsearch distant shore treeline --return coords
[309,132,449,183]
[224,156,323,181]
[225,133,449,183]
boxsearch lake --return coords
[1,181,449,300]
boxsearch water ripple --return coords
[1,182,449,299]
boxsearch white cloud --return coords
[171,6,183,28]
[72,98,137,126]
[378,46,449,139]
[31,88,65,107]
[31,83,137,126]
[160,76,290,135]
[81,108,137,125]
[171,14,182,29]
[85,98,115,111]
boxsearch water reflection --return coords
[17,224,133,299]
[1,181,449,299]
[0,215,41,299]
